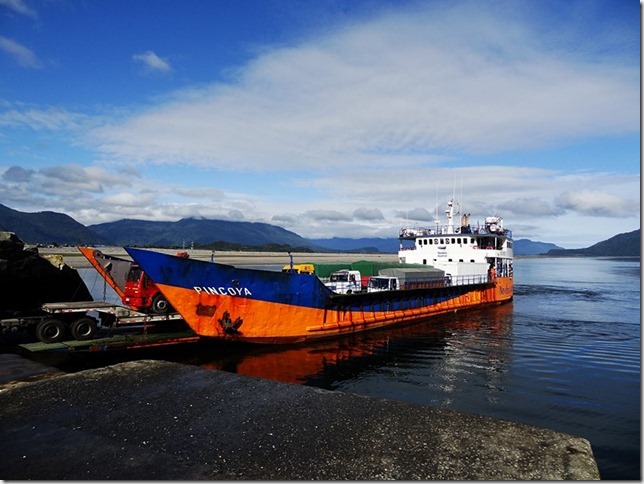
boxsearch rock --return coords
[0,232,92,319]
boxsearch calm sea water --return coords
[59,257,642,479]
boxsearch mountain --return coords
[513,239,563,255]
[0,204,107,245]
[1,203,638,257]
[310,237,398,253]
[546,229,640,257]
[310,237,569,255]
[312,234,640,256]
[89,217,319,249]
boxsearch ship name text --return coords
[194,286,253,296]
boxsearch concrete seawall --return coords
[0,359,600,480]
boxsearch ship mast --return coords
[446,199,455,233]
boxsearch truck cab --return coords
[367,276,398,292]
[281,263,315,274]
[123,265,171,314]
[325,269,362,294]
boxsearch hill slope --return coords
[310,237,398,253]
[514,239,563,255]
[311,238,567,255]
[547,229,640,257]
[89,217,318,248]
[0,204,107,245]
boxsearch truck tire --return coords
[70,317,98,341]
[151,294,171,315]
[35,318,66,344]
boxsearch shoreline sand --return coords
[38,246,399,269]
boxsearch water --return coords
[57,257,643,479]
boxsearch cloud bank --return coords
[0,1,639,248]
[91,3,637,173]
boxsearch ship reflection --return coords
[198,303,514,388]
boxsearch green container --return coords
[308,263,351,278]
[306,260,432,278]
[350,260,429,276]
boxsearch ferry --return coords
[125,199,513,344]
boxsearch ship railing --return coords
[446,274,490,286]
[399,279,450,290]
[399,226,512,238]
[322,274,492,293]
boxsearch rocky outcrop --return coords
[0,232,92,318]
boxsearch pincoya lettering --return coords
[194,286,252,296]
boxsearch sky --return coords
[0,0,640,249]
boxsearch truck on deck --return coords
[367,267,447,293]
[78,247,176,314]
[0,237,188,344]
[324,269,363,294]
[1,301,185,344]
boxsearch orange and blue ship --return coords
[125,198,513,344]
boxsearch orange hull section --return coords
[78,247,128,300]
[157,276,512,344]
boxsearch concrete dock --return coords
[0,358,600,480]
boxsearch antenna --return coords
[452,174,456,202]
[434,182,439,231]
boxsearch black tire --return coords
[151,294,171,315]
[35,318,66,344]
[70,317,98,341]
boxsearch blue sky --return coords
[0,0,639,249]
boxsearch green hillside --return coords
[0,204,107,246]
[547,229,640,257]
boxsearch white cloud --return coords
[0,2,638,249]
[0,164,133,214]
[0,35,42,68]
[393,208,435,223]
[174,187,226,200]
[305,210,353,222]
[555,190,637,217]
[91,4,637,172]
[0,0,36,18]
[0,106,87,130]
[100,191,157,207]
[498,197,562,217]
[132,51,172,73]
[353,207,384,221]
[40,164,129,188]
[2,165,34,182]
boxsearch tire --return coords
[151,294,171,315]
[35,318,66,344]
[70,317,98,341]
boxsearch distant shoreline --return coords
[39,247,639,269]
[38,246,400,269]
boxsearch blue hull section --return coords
[126,248,333,309]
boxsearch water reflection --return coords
[198,303,514,398]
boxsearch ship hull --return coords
[126,248,513,344]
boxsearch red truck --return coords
[0,239,185,344]
[78,247,182,315]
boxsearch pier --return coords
[0,356,599,480]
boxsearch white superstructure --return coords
[398,199,513,285]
